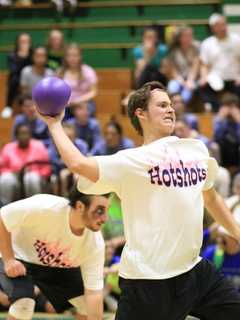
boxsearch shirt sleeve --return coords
[0,199,32,232]
[203,157,219,191]
[200,40,210,65]
[81,248,104,291]
[77,153,124,196]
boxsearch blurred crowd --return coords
[0,9,240,316]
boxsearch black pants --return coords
[115,259,240,320]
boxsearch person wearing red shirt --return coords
[0,124,51,205]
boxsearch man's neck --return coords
[143,133,171,145]
[69,208,85,236]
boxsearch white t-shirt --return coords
[0,194,105,290]
[78,136,218,280]
[200,33,240,81]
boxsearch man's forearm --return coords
[0,215,14,262]
[203,188,240,239]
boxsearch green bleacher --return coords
[0,0,222,70]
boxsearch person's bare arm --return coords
[203,187,240,240]
[85,289,103,320]
[37,111,99,182]
[0,214,26,277]
[76,84,97,104]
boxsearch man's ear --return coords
[135,108,146,121]
[75,200,85,213]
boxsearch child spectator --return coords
[58,43,98,117]
[0,124,50,205]
[12,94,49,146]
[20,46,54,95]
[2,33,32,118]
[67,103,102,155]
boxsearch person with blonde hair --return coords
[58,43,98,118]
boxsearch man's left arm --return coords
[203,187,240,240]
[81,248,105,320]
[85,289,103,320]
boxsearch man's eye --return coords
[96,208,105,215]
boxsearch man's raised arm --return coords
[37,110,99,182]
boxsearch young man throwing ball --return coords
[39,81,240,319]
[0,189,109,320]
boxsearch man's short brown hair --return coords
[127,81,166,136]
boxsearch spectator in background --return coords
[20,46,54,95]
[12,94,49,146]
[67,103,102,155]
[170,93,198,130]
[213,93,240,171]
[202,222,240,292]
[225,173,240,219]
[95,121,135,156]
[200,13,240,111]
[58,43,98,117]
[0,124,50,205]
[47,29,65,71]
[168,26,200,104]
[2,32,32,119]
[48,122,88,196]
[133,27,168,88]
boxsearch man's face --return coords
[83,196,109,232]
[74,104,89,124]
[211,17,227,38]
[140,90,176,137]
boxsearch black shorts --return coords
[116,259,240,320]
[0,260,84,313]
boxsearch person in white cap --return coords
[39,81,240,319]
[199,13,240,111]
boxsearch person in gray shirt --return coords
[20,46,54,95]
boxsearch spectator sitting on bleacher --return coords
[95,121,135,156]
[200,13,240,112]
[2,32,32,119]
[213,93,240,171]
[67,102,102,155]
[58,43,98,118]
[133,26,168,89]
[20,46,54,95]
[0,124,50,205]
[48,122,88,197]
[170,92,198,130]
[46,29,65,71]
[202,222,240,292]
[12,94,49,147]
[224,173,240,219]
[167,26,200,104]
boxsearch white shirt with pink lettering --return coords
[0,195,104,290]
[77,136,218,280]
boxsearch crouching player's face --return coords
[82,196,109,232]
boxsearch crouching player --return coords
[0,188,109,320]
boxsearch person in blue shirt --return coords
[202,223,240,292]
[133,26,168,88]
[12,94,50,147]
[48,122,88,196]
[66,103,102,155]
[95,121,135,156]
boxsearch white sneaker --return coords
[1,106,13,118]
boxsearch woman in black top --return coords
[2,32,32,118]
